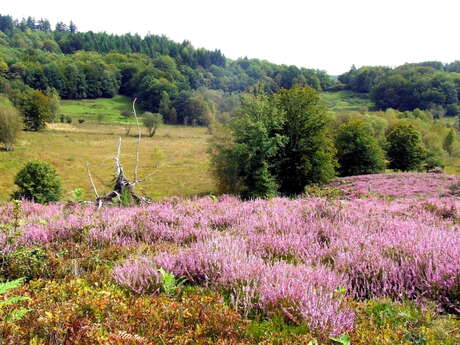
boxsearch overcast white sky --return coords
[3,0,460,74]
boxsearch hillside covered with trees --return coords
[0,14,334,126]
[338,62,460,117]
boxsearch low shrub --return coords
[11,161,62,204]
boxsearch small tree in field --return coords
[0,105,22,151]
[23,90,55,131]
[142,112,163,137]
[12,161,62,204]
[335,119,386,176]
[386,122,425,171]
[443,128,456,156]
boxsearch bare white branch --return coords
[86,163,99,198]
[115,137,123,177]
[132,98,142,183]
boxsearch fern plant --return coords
[330,334,351,345]
[0,278,31,324]
[158,268,186,296]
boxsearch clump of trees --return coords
[211,88,458,199]
[273,87,336,195]
[210,86,337,199]
[339,64,460,116]
[0,103,22,150]
[11,161,62,203]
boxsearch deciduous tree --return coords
[386,122,425,171]
[335,119,386,176]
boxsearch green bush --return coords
[11,161,62,203]
[1,246,49,281]
[0,104,22,151]
[424,148,445,171]
[386,122,425,171]
[335,119,386,176]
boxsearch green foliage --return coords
[274,86,337,195]
[0,104,22,150]
[5,278,249,344]
[443,128,456,155]
[0,278,31,325]
[158,268,186,297]
[330,334,351,345]
[351,299,460,345]
[0,14,335,132]
[210,87,337,198]
[111,187,134,207]
[335,119,386,176]
[304,184,346,200]
[386,122,425,171]
[210,93,285,199]
[340,64,460,115]
[142,112,163,137]
[424,148,445,171]
[12,160,62,203]
[69,187,85,202]
[1,246,49,281]
[21,90,56,131]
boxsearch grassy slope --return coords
[60,95,136,124]
[0,95,215,200]
[321,90,374,112]
[0,123,214,200]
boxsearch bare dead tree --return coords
[87,98,150,208]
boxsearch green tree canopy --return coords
[386,122,425,171]
[273,86,337,195]
[210,86,337,198]
[443,128,456,156]
[0,104,22,151]
[12,161,62,203]
[335,119,386,176]
[209,93,285,199]
[142,112,163,137]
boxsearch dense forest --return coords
[0,14,334,125]
[338,62,460,116]
[1,13,460,125]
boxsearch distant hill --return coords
[0,14,335,124]
[338,63,460,117]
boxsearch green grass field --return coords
[321,90,375,113]
[60,95,137,124]
[0,122,215,201]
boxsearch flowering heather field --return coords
[1,173,460,344]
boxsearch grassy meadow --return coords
[321,90,374,113]
[0,95,216,201]
[0,123,215,201]
[60,95,136,124]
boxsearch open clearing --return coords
[0,123,215,200]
